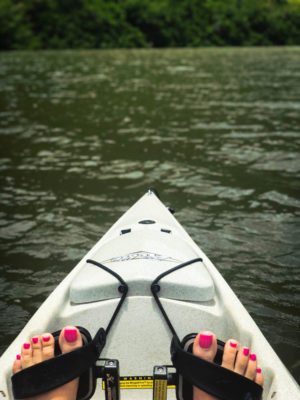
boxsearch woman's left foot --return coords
[193,331,264,400]
[12,326,82,400]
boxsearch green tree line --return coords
[1,0,300,50]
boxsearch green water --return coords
[0,47,299,382]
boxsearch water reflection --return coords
[0,48,299,381]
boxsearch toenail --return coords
[199,334,213,348]
[64,329,78,343]
[23,343,30,349]
[250,353,257,361]
[243,348,250,356]
[16,354,21,360]
[257,368,262,373]
[32,337,39,344]
[42,335,51,342]
[230,341,237,348]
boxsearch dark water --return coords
[0,48,299,382]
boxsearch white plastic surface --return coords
[70,230,214,303]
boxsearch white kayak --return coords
[0,190,299,399]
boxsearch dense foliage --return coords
[1,0,300,50]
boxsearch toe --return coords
[234,346,250,375]
[21,342,33,369]
[245,353,257,380]
[41,333,55,361]
[59,326,82,354]
[12,355,22,374]
[193,331,218,400]
[31,336,43,364]
[193,330,217,362]
[255,368,264,386]
[221,339,239,371]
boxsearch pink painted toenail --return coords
[16,354,21,360]
[243,348,250,356]
[42,335,50,342]
[230,341,237,348]
[64,329,77,343]
[199,334,213,348]
[23,343,30,349]
[256,368,262,373]
[32,337,39,344]
[250,353,257,361]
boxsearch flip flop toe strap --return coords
[171,338,263,400]
[11,328,105,399]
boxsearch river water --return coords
[0,47,299,383]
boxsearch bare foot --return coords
[193,331,264,400]
[12,326,82,400]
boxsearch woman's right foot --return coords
[12,326,82,400]
[193,331,264,400]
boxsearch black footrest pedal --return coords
[103,360,120,400]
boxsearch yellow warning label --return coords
[153,379,167,400]
[102,376,175,390]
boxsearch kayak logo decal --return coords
[103,251,181,263]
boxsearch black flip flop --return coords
[172,333,263,400]
[11,326,106,400]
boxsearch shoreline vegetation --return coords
[1,0,300,50]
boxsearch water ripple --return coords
[0,48,299,381]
